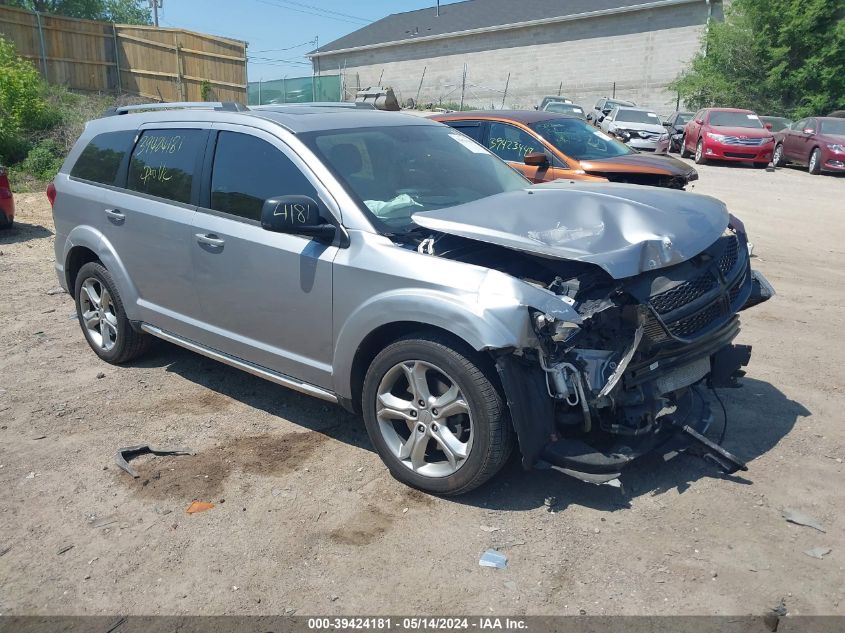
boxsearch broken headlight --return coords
[531,310,580,343]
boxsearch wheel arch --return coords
[65,245,101,291]
[63,225,140,319]
[344,321,504,415]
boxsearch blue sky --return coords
[157,0,458,82]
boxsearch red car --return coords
[681,108,775,167]
[773,117,845,174]
[0,165,15,229]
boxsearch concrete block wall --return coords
[315,2,720,116]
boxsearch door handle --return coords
[104,208,125,222]
[195,233,225,248]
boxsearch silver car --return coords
[51,102,773,495]
[600,106,667,151]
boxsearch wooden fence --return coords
[0,5,247,103]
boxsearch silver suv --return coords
[51,102,774,495]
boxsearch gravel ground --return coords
[0,160,843,616]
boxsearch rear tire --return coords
[772,143,785,167]
[74,261,151,364]
[362,333,513,495]
[808,148,822,175]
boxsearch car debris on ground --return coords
[479,549,508,569]
[803,547,832,559]
[782,508,826,532]
[115,444,195,478]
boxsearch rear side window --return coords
[444,122,484,143]
[127,129,205,204]
[70,130,136,185]
[209,131,318,222]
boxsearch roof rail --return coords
[103,101,249,116]
[250,102,376,111]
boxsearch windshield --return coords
[530,118,633,160]
[709,111,764,128]
[604,99,633,110]
[675,113,693,125]
[546,103,585,116]
[820,119,845,135]
[301,124,528,234]
[614,109,661,124]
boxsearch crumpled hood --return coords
[412,182,729,279]
[611,122,665,134]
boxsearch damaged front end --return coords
[411,186,775,485]
[498,223,773,483]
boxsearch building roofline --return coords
[308,0,705,58]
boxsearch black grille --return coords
[649,272,717,315]
[718,235,739,275]
[643,314,670,342]
[667,302,724,338]
[724,151,756,158]
[729,271,746,305]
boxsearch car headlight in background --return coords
[762,136,775,144]
[828,144,845,152]
[658,132,670,142]
[706,132,728,142]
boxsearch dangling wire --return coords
[710,386,728,445]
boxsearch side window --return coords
[70,130,136,186]
[444,122,484,143]
[804,118,816,132]
[209,131,318,222]
[127,129,205,204]
[487,122,539,163]
[794,118,808,131]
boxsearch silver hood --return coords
[412,182,729,279]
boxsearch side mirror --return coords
[764,122,773,130]
[261,195,336,241]
[803,128,815,135]
[695,119,704,125]
[524,152,549,166]
[598,115,606,123]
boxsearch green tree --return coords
[672,0,845,118]
[0,35,53,162]
[0,0,151,24]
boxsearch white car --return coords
[600,106,667,151]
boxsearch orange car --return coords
[431,110,698,189]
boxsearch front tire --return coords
[680,135,692,158]
[694,139,707,164]
[362,333,513,495]
[808,148,822,174]
[74,261,151,364]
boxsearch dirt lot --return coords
[1,161,843,616]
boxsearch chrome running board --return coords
[140,324,338,404]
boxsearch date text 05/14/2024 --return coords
[307,617,528,631]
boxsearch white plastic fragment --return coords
[479,549,508,569]
[804,547,831,559]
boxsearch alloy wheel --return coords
[375,360,473,478]
[773,144,783,166]
[79,277,118,351]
